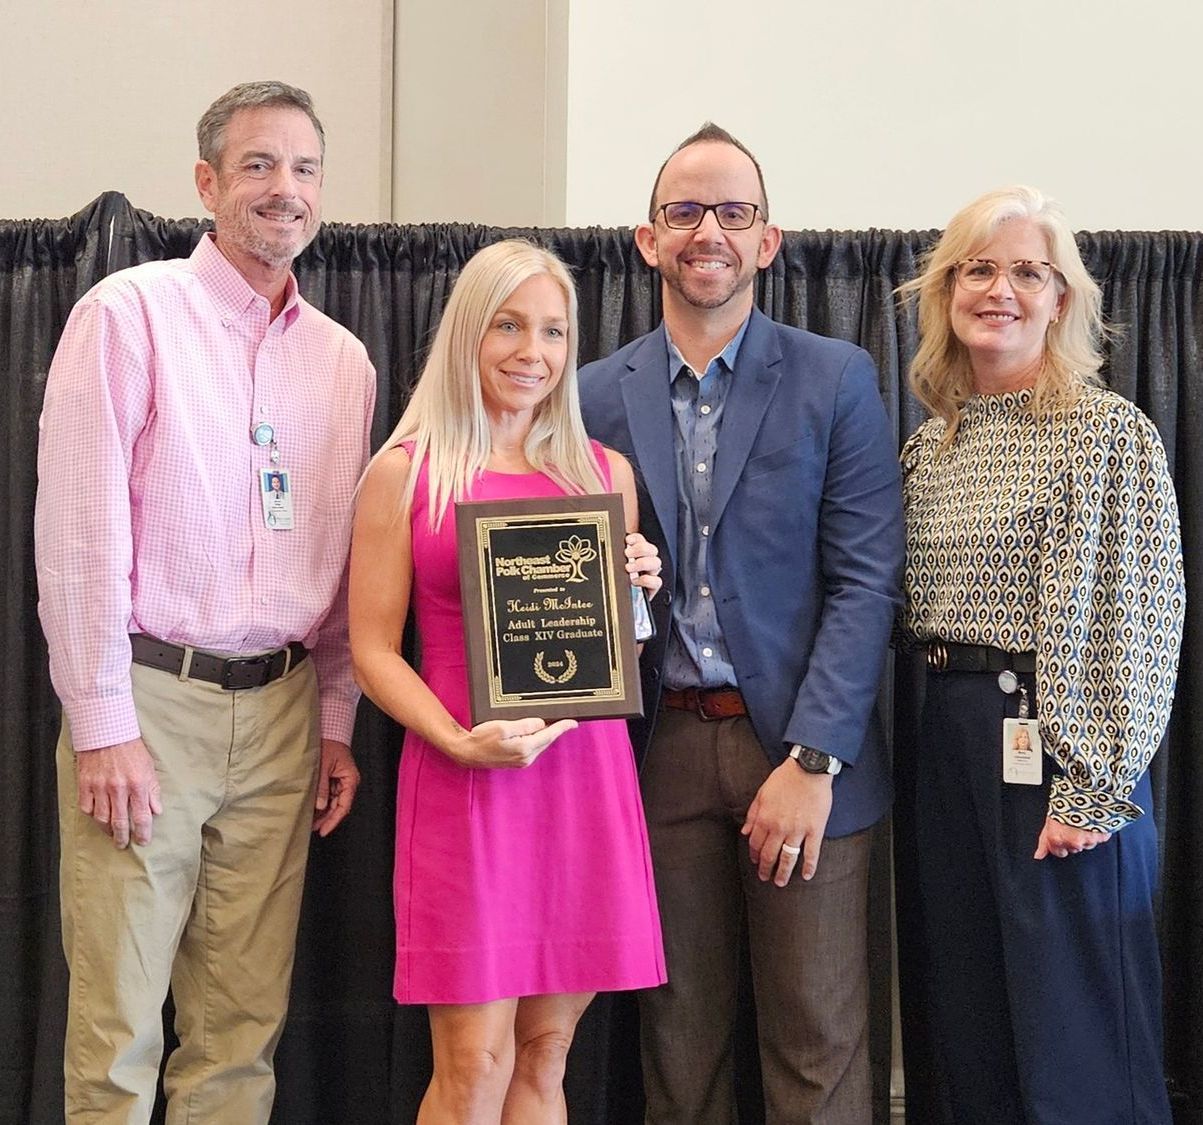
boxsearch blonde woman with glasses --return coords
[898,186,1182,1123]
[350,240,666,1124]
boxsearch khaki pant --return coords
[57,658,320,1124]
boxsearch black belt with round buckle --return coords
[129,633,308,690]
[926,641,1035,675]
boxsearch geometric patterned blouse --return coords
[901,386,1185,832]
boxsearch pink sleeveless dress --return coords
[393,445,666,1003]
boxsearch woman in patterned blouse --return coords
[899,186,1183,1124]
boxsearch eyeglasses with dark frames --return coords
[655,201,764,231]
[953,258,1060,294]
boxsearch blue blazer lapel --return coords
[710,309,782,533]
[620,330,679,569]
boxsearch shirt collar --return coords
[664,313,752,382]
[191,233,302,327]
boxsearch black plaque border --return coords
[455,493,642,724]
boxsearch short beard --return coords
[247,238,301,270]
[215,203,314,270]
[664,272,740,311]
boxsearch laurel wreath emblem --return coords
[534,650,578,684]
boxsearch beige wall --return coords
[2,1,1199,232]
[0,0,393,222]
[565,0,1203,232]
[392,0,567,224]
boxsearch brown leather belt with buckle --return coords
[926,641,1036,674]
[661,686,748,721]
[129,633,308,691]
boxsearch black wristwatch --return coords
[789,744,842,776]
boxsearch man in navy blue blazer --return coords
[578,124,903,1124]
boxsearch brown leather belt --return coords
[129,633,308,691]
[661,686,747,721]
[926,641,1035,674]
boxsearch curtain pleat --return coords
[4,195,1200,1123]
[0,192,125,1125]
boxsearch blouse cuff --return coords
[1047,776,1146,833]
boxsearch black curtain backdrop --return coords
[3,193,1201,1124]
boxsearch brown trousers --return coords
[639,707,872,1125]
[57,658,320,1124]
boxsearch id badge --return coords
[260,469,295,530]
[1002,717,1043,785]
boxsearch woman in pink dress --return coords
[350,240,666,1124]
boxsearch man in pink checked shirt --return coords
[34,81,376,1124]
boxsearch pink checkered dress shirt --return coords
[35,233,376,751]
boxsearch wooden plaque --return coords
[455,493,643,724]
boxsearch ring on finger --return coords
[780,842,802,857]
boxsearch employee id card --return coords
[1002,717,1043,785]
[260,468,295,530]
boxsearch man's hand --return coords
[741,760,834,886]
[1034,816,1112,860]
[313,739,361,837]
[76,739,163,849]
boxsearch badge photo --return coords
[260,468,295,530]
[1002,716,1043,785]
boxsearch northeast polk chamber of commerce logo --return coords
[555,535,597,583]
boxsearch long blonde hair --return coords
[368,239,605,527]
[898,185,1106,444]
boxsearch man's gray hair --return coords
[196,81,325,166]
